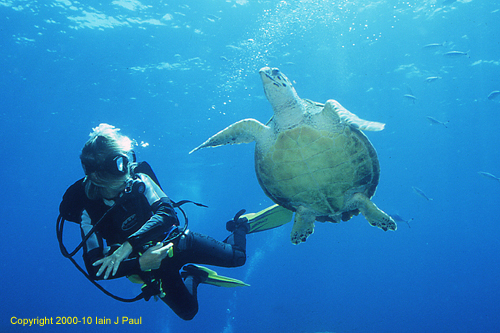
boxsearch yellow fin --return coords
[243,204,293,233]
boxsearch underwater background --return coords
[1,0,500,332]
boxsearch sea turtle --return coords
[190,67,396,244]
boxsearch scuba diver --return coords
[58,124,292,320]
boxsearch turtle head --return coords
[259,67,301,111]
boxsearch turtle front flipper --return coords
[290,206,316,244]
[189,118,269,154]
[347,193,396,231]
[325,100,385,131]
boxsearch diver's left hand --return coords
[93,242,133,279]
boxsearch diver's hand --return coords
[139,242,173,271]
[93,242,133,279]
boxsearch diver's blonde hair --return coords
[80,124,135,200]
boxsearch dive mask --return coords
[82,151,136,176]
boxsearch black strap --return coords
[173,199,208,208]
[56,215,147,302]
[56,200,208,302]
[232,209,247,222]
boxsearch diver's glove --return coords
[226,209,250,233]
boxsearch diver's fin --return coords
[182,264,249,287]
[127,274,144,284]
[243,204,293,233]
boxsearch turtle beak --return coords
[259,67,284,85]
[259,67,272,81]
[259,66,271,74]
[259,68,275,87]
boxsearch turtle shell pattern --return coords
[255,102,380,222]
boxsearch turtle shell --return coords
[255,122,380,222]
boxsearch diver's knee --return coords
[233,250,246,267]
[179,309,198,321]
[177,230,193,252]
[175,303,198,321]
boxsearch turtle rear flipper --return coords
[291,206,316,244]
[347,193,396,231]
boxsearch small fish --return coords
[426,116,449,128]
[444,50,468,57]
[425,76,441,83]
[403,94,417,103]
[487,90,500,100]
[412,186,433,201]
[390,214,414,228]
[423,43,445,49]
[219,56,229,61]
[478,172,500,182]
[205,14,221,22]
[226,45,242,51]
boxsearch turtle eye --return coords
[272,69,280,76]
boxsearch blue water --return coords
[2,0,500,332]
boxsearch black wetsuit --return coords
[61,168,247,320]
